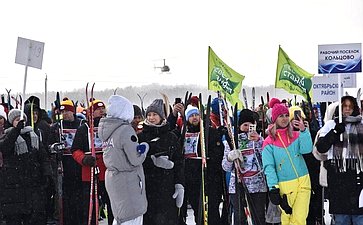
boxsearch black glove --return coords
[15,120,25,131]
[82,155,96,167]
[217,126,229,136]
[269,188,281,205]
[280,194,292,214]
[334,122,345,134]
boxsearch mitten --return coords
[280,194,292,214]
[15,120,25,131]
[172,184,185,208]
[227,149,242,162]
[269,188,281,205]
[334,122,345,134]
[82,155,96,167]
[137,142,149,155]
[151,155,174,169]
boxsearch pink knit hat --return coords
[269,98,289,123]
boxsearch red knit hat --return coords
[189,96,199,107]
[60,97,75,113]
[269,98,289,123]
[89,99,105,111]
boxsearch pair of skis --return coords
[198,93,210,225]
[219,94,254,225]
[86,83,99,225]
[54,92,64,225]
[242,87,256,110]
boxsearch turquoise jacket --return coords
[262,127,313,190]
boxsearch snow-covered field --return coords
[100,201,332,225]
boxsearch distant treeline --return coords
[7,84,292,110]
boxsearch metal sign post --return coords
[15,37,45,119]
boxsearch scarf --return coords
[143,119,167,127]
[333,115,363,171]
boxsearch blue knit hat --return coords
[185,105,199,120]
[211,97,224,115]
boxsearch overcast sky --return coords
[0,0,362,94]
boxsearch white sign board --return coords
[341,73,356,88]
[15,37,45,69]
[312,74,355,102]
[318,43,361,74]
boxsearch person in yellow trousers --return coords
[262,98,313,225]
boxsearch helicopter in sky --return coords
[154,59,170,73]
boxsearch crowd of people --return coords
[0,91,362,225]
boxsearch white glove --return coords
[172,184,184,208]
[151,155,174,169]
[227,149,242,162]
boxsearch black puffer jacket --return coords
[138,121,184,224]
[0,126,51,216]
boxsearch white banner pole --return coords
[20,65,28,120]
[338,73,343,141]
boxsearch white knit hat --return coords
[8,109,27,125]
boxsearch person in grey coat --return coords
[98,95,149,225]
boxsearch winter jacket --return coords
[183,124,225,187]
[316,117,363,214]
[138,121,184,224]
[48,118,85,185]
[222,132,267,194]
[71,117,107,181]
[99,117,147,223]
[24,103,51,150]
[262,128,312,190]
[0,126,51,216]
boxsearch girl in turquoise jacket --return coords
[262,98,313,225]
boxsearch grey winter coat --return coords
[98,117,147,223]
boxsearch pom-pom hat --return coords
[89,99,106,111]
[269,98,289,123]
[60,97,75,113]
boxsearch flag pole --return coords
[338,73,343,141]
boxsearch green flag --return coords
[275,46,314,100]
[208,46,244,108]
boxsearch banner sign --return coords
[311,73,356,102]
[275,46,313,100]
[318,43,361,74]
[208,46,244,108]
[15,37,45,69]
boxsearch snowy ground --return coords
[100,201,332,225]
[99,209,195,225]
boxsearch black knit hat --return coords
[133,105,143,118]
[238,109,255,125]
[146,99,165,119]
